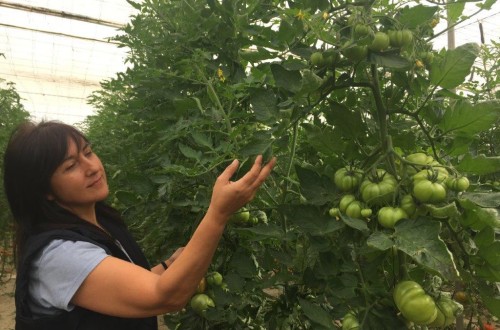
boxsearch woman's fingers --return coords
[217,159,239,183]
[239,156,276,189]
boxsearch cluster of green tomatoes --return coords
[189,271,225,316]
[328,152,470,229]
[342,280,463,329]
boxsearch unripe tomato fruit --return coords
[393,281,438,325]
[361,208,372,218]
[378,206,408,228]
[400,194,417,217]
[196,277,207,293]
[413,179,447,203]
[446,176,470,192]
[342,42,368,62]
[342,311,360,330]
[388,29,413,48]
[428,295,462,327]
[190,293,215,316]
[207,271,224,287]
[360,169,398,206]
[230,207,250,223]
[345,201,362,219]
[329,207,340,217]
[310,52,324,66]
[353,24,373,40]
[339,194,356,213]
[453,291,468,304]
[334,167,363,192]
[369,32,390,51]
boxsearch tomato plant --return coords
[83,0,500,328]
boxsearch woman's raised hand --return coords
[208,155,276,221]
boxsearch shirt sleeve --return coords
[28,239,109,316]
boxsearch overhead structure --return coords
[0,0,498,125]
[0,0,138,124]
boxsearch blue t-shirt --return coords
[28,239,109,317]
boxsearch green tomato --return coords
[190,293,215,316]
[334,167,363,192]
[339,194,356,213]
[388,29,413,48]
[421,51,434,66]
[345,201,362,219]
[342,311,360,330]
[429,295,462,327]
[206,271,224,287]
[361,208,372,218]
[393,281,438,325]
[342,41,368,62]
[360,169,398,206]
[377,206,408,228]
[413,179,447,203]
[400,194,417,217]
[369,32,390,51]
[406,152,434,175]
[413,168,448,183]
[353,24,372,38]
[230,207,250,223]
[310,52,324,66]
[329,207,340,218]
[446,176,470,192]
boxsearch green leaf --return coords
[367,231,394,251]
[340,213,369,234]
[477,241,500,268]
[227,249,257,278]
[323,102,365,139]
[430,43,479,89]
[299,69,323,94]
[368,52,411,69]
[479,282,500,318]
[439,100,500,137]
[239,47,277,63]
[298,298,335,329]
[394,218,459,280]
[271,64,302,93]
[456,154,500,176]
[295,165,336,205]
[458,199,500,230]
[302,123,346,155]
[398,5,439,29]
[234,224,285,241]
[178,143,202,162]
[286,204,344,235]
[474,226,495,249]
[446,2,465,23]
[249,89,277,123]
[191,132,213,149]
[461,192,500,208]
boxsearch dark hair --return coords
[3,121,122,263]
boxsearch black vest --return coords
[15,217,158,330]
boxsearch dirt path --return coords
[0,276,15,330]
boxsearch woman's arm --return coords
[151,247,184,275]
[71,156,276,317]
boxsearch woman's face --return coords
[47,138,109,216]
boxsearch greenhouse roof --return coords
[0,0,499,125]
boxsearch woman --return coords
[3,121,276,330]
